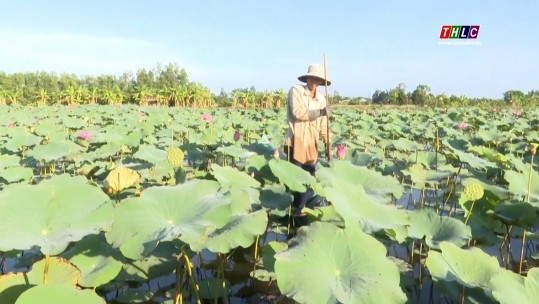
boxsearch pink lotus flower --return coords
[491,108,497,113]
[229,106,235,112]
[273,148,280,158]
[233,130,241,142]
[456,122,468,130]
[370,111,375,117]
[202,112,213,122]
[7,122,14,128]
[513,110,522,117]
[78,130,92,140]
[439,108,447,113]
[336,145,346,160]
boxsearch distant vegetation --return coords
[0,63,537,108]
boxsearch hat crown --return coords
[306,64,325,76]
[298,63,331,86]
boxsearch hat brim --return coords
[298,75,331,86]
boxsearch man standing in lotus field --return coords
[284,64,331,217]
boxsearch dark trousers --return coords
[285,146,316,211]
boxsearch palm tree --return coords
[273,88,286,108]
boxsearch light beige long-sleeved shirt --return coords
[285,84,330,165]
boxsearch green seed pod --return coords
[166,147,184,167]
[464,181,484,201]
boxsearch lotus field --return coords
[1,104,539,304]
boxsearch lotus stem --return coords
[444,165,462,217]
[174,252,184,304]
[464,200,476,225]
[419,188,425,209]
[181,248,201,304]
[252,234,260,281]
[526,153,534,204]
[287,205,292,237]
[518,229,526,274]
[409,240,415,265]
[43,255,50,285]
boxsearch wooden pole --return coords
[323,53,330,162]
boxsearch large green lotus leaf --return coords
[408,209,471,249]
[390,138,422,151]
[210,163,260,189]
[116,290,154,303]
[0,167,34,184]
[401,163,453,188]
[275,222,406,304]
[191,209,267,253]
[268,158,317,193]
[118,241,178,282]
[27,140,81,162]
[105,180,232,259]
[229,186,260,215]
[133,144,166,164]
[415,151,447,169]
[0,174,113,255]
[318,161,404,204]
[504,170,539,203]
[493,202,538,228]
[61,234,123,288]
[490,268,539,304]
[262,241,287,273]
[425,242,501,289]
[15,284,105,304]
[443,141,497,170]
[3,133,42,152]
[317,163,408,233]
[0,154,20,169]
[260,184,292,211]
[0,257,80,304]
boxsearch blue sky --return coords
[0,0,537,99]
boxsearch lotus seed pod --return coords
[463,181,484,201]
[166,147,184,167]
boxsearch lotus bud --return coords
[363,145,368,153]
[7,122,14,128]
[531,143,538,156]
[336,145,345,160]
[273,148,280,158]
[233,130,241,142]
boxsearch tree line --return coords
[0,63,536,108]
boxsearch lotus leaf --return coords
[401,163,453,188]
[0,174,113,255]
[0,167,34,184]
[268,158,317,193]
[493,202,538,228]
[61,234,123,287]
[15,284,105,304]
[275,222,406,304]
[262,241,287,273]
[407,209,471,249]
[116,290,154,303]
[27,140,81,162]
[105,180,232,259]
[504,170,539,203]
[191,209,267,253]
[210,163,260,189]
[133,144,166,164]
[490,267,539,304]
[318,160,404,204]
[425,242,501,289]
[317,162,408,233]
[0,257,80,304]
[103,166,141,195]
